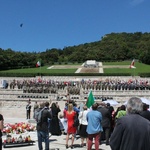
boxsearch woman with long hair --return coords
[49,102,61,136]
[66,103,77,149]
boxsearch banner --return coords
[86,90,95,108]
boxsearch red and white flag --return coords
[36,61,41,67]
[129,59,136,69]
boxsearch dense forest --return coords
[0,32,150,70]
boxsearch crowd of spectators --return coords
[3,77,150,94]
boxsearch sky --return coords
[0,0,150,52]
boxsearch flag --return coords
[129,59,136,69]
[86,90,95,108]
[36,61,41,67]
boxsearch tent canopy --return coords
[103,99,119,106]
[124,97,150,105]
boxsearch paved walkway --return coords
[99,62,103,73]
[1,101,111,150]
[2,117,111,150]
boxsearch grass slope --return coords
[0,61,150,75]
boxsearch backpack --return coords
[35,108,45,124]
[73,113,79,127]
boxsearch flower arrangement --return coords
[3,122,36,134]
[3,134,33,144]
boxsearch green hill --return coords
[0,32,150,72]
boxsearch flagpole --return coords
[101,81,103,100]
[36,60,42,77]
[38,59,41,77]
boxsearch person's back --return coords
[110,97,150,150]
[37,107,51,132]
[86,110,102,134]
[97,105,111,128]
[97,104,111,145]
[140,110,150,121]
[49,102,61,136]
[115,110,126,120]
[140,103,150,121]
[111,114,150,150]
[37,102,51,150]
[86,103,103,150]
[65,103,77,149]
[116,105,126,120]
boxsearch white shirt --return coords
[78,110,89,125]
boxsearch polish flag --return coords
[36,61,41,67]
[129,59,136,68]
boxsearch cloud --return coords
[130,0,145,6]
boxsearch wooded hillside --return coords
[0,32,150,70]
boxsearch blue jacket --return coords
[86,110,103,134]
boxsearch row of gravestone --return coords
[17,95,49,99]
